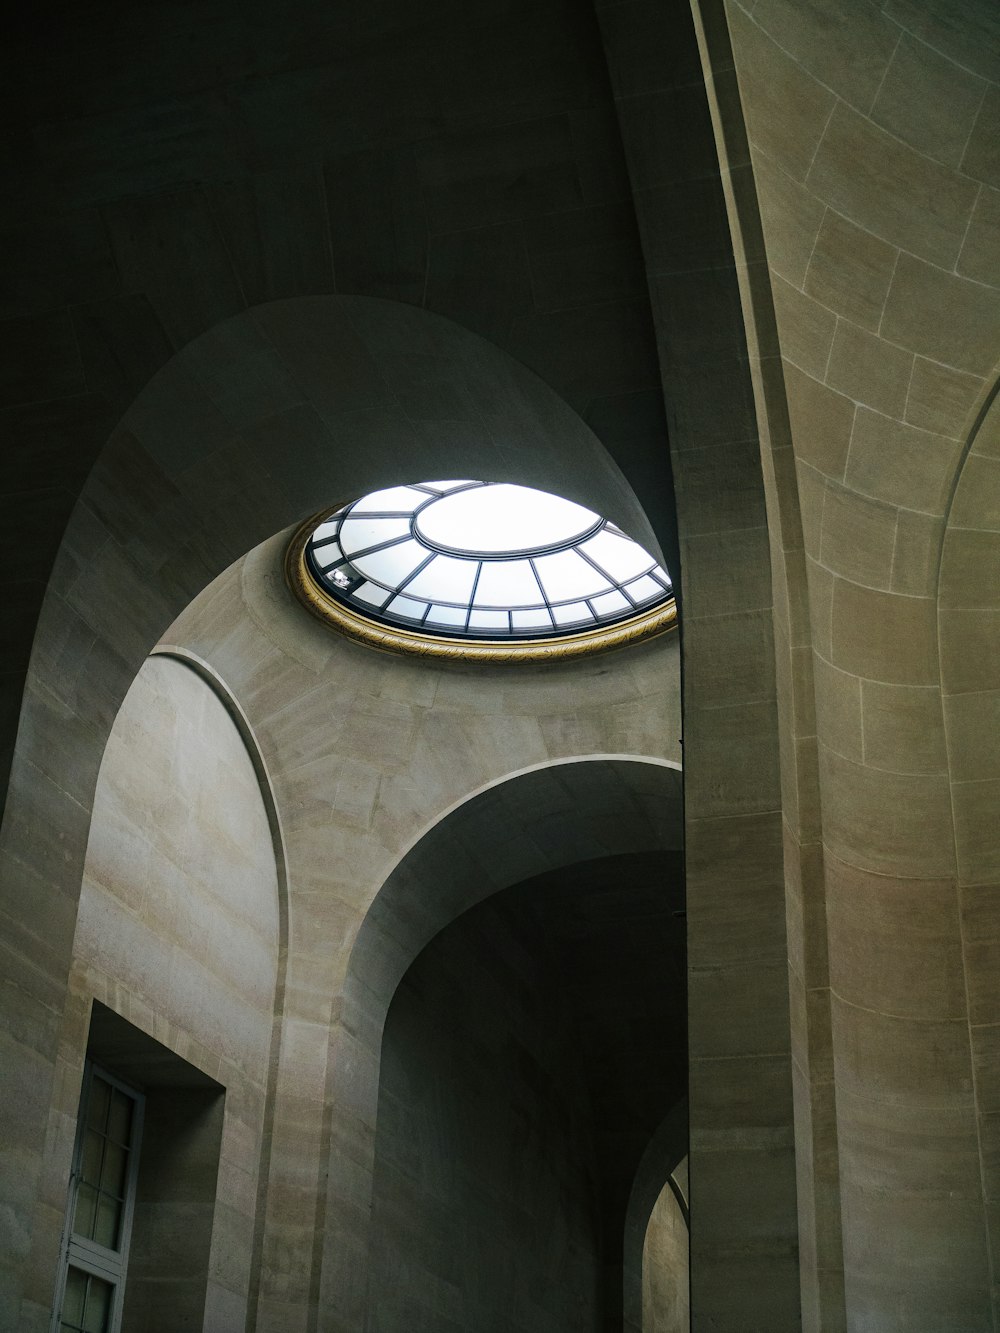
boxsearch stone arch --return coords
[936,372,1000,1312]
[1,295,654,1323]
[150,646,291,1323]
[623,1099,689,1333]
[317,755,683,1330]
[39,647,287,1327]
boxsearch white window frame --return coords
[51,1061,144,1333]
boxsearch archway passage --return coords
[323,758,686,1332]
[369,850,686,1333]
[640,1166,690,1333]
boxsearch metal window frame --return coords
[290,487,677,661]
[52,1061,145,1333]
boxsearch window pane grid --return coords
[305,482,672,640]
[60,1267,114,1333]
[72,1076,133,1252]
[59,1063,143,1333]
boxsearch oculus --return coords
[287,481,676,661]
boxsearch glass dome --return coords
[298,481,673,646]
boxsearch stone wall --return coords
[695,0,1000,1327]
[165,535,683,1330]
[46,655,281,1330]
[593,4,798,1325]
[369,895,602,1333]
[642,1172,689,1333]
[0,295,675,1331]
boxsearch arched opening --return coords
[49,651,286,1329]
[641,1165,689,1333]
[2,296,673,1324]
[324,758,685,1331]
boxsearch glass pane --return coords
[385,595,428,621]
[349,485,426,514]
[533,549,611,602]
[651,564,672,590]
[352,582,391,609]
[512,608,554,631]
[106,1089,133,1146]
[623,574,664,604]
[590,589,631,618]
[310,518,340,544]
[73,1183,98,1239]
[425,605,468,628]
[352,539,427,586]
[416,483,597,554]
[80,1130,103,1185]
[468,609,509,630]
[94,1191,122,1249]
[314,541,344,570]
[552,601,595,626]
[473,559,542,608]
[62,1266,87,1323]
[404,555,477,603]
[338,516,411,556]
[100,1141,127,1196]
[82,1273,113,1333]
[85,1077,110,1133]
[578,528,653,582]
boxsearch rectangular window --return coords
[53,1062,144,1333]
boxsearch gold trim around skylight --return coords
[285,510,677,663]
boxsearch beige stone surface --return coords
[872,33,988,167]
[72,656,280,1324]
[160,535,683,1330]
[881,254,1000,376]
[825,322,913,419]
[2,0,998,1328]
[906,357,987,436]
[804,210,898,333]
[711,0,1000,1323]
[818,483,897,590]
[808,103,979,267]
[642,1176,689,1333]
[783,364,856,480]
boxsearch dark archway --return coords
[320,757,684,1330]
[369,850,687,1332]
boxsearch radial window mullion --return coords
[464,563,484,631]
[396,552,436,595]
[337,533,413,562]
[527,557,557,630]
[574,544,618,589]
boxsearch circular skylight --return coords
[299,481,673,646]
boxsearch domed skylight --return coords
[301,481,672,642]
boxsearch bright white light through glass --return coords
[304,480,671,639]
[416,483,599,554]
